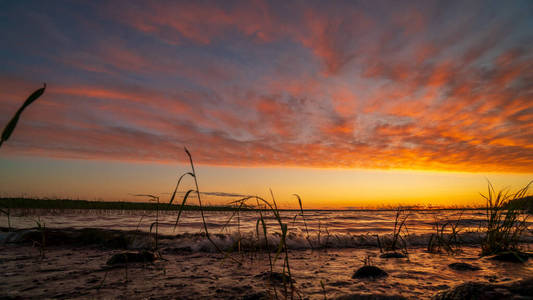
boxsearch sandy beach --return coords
[2,226,532,299]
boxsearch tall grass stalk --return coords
[255,198,274,273]
[226,192,297,297]
[377,207,410,255]
[32,217,46,259]
[480,181,531,256]
[320,280,327,300]
[171,148,242,264]
[270,189,293,297]
[293,194,313,249]
[1,84,46,148]
[1,85,45,232]
[0,207,11,230]
[427,212,463,254]
[170,148,302,296]
[134,194,160,250]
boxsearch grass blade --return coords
[1,84,46,148]
[173,189,195,230]
[169,172,194,205]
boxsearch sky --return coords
[0,0,532,208]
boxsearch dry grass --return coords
[169,147,301,298]
[377,207,410,255]
[32,217,46,259]
[0,207,11,231]
[133,194,161,250]
[480,181,531,256]
[1,84,46,148]
[0,85,45,232]
[427,211,463,254]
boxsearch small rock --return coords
[488,251,531,263]
[106,251,154,265]
[352,265,388,279]
[433,277,533,300]
[448,262,481,271]
[379,252,407,258]
[433,282,498,300]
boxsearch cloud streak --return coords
[0,0,532,172]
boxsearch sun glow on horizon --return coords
[1,156,531,210]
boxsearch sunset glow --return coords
[1,1,532,208]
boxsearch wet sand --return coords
[2,231,533,299]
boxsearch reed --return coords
[170,147,239,265]
[480,181,531,256]
[134,194,160,250]
[218,200,247,257]
[269,189,293,297]
[293,194,313,249]
[427,211,463,254]
[377,207,410,255]
[0,206,11,231]
[169,147,300,299]
[255,199,274,273]
[320,280,327,300]
[228,192,296,297]
[1,84,46,148]
[32,217,46,259]
[0,85,45,232]
[362,254,374,266]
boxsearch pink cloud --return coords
[1,1,531,173]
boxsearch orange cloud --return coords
[1,1,532,173]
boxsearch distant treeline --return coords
[0,197,247,211]
[1,197,532,212]
[508,195,533,213]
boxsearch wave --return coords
[161,230,533,253]
[3,226,532,253]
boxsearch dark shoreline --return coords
[0,197,488,212]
